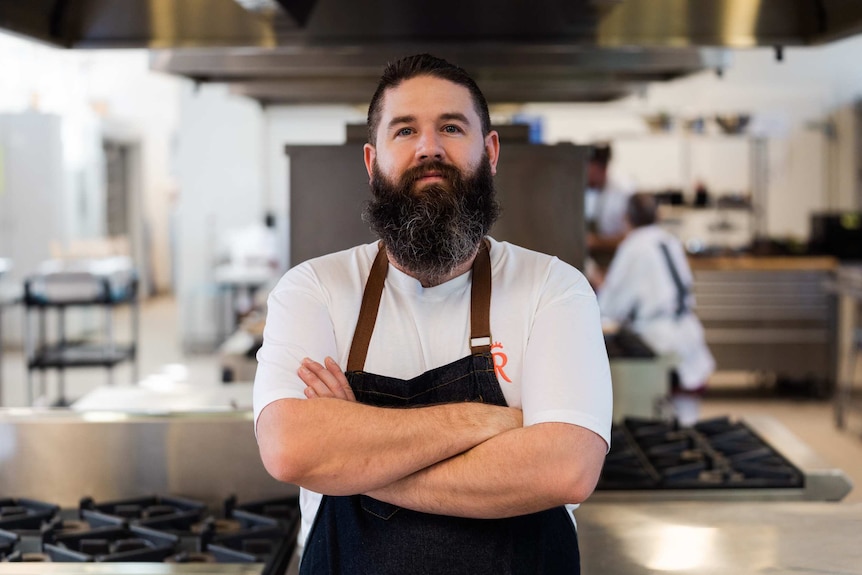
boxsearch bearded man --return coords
[254,54,612,575]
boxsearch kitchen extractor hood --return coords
[149,44,722,104]
[3,0,862,104]
[4,0,861,50]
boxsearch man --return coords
[254,54,612,574]
[596,193,715,425]
[584,144,634,257]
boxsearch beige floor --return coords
[2,295,862,504]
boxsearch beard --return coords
[362,155,500,286]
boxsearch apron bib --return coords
[300,241,580,574]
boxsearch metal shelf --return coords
[23,271,140,406]
[28,343,136,369]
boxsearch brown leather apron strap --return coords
[346,239,493,372]
[346,244,390,372]
[470,239,492,354]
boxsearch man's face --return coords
[587,161,608,190]
[364,75,499,194]
[362,75,501,285]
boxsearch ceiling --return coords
[2,0,862,104]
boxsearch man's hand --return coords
[299,357,355,401]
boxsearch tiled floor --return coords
[2,295,862,504]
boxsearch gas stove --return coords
[0,493,299,572]
[594,416,851,502]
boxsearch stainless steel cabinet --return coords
[693,266,837,395]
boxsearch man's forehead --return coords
[380,76,479,123]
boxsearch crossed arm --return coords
[256,357,608,519]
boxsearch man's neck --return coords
[385,245,480,288]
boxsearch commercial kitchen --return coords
[1,1,862,573]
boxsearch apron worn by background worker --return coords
[299,240,581,575]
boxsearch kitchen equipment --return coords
[715,114,751,135]
[595,415,852,501]
[23,261,140,406]
[604,330,669,423]
[0,493,299,572]
[810,211,862,261]
[691,262,838,397]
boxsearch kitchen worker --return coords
[254,54,612,574]
[584,144,634,261]
[596,192,715,425]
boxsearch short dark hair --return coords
[366,54,491,145]
[626,193,658,228]
[589,143,612,167]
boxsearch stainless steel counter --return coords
[575,500,862,575]
[0,408,296,509]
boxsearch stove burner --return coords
[4,552,53,562]
[207,525,288,563]
[0,529,18,559]
[224,495,300,528]
[44,524,179,562]
[0,493,300,571]
[0,499,59,532]
[597,417,806,490]
[50,519,90,536]
[80,495,207,523]
[190,518,242,536]
[166,551,217,563]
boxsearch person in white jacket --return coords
[597,193,715,425]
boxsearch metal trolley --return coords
[22,261,139,406]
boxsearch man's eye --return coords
[442,125,462,134]
[396,128,413,137]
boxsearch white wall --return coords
[175,83,265,349]
[0,31,180,294]
[173,101,366,349]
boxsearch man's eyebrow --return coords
[439,112,471,124]
[387,115,416,130]
[386,112,472,130]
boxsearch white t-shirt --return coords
[254,237,613,547]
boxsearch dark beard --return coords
[362,156,500,286]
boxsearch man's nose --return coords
[415,131,445,162]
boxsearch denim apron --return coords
[299,241,580,574]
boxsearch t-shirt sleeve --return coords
[253,264,338,433]
[520,262,613,449]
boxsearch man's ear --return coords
[485,131,500,176]
[363,143,376,182]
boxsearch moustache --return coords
[397,161,463,191]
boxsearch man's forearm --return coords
[257,397,522,496]
[365,422,607,519]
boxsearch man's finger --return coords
[324,357,356,402]
[299,364,337,398]
[302,358,349,400]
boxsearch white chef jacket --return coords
[585,178,634,237]
[597,225,715,389]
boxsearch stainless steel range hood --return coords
[149,43,721,104]
[4,0,862,104]
[5,0,861,50]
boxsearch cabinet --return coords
[23,264,139,406]
[691,259,838,396]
